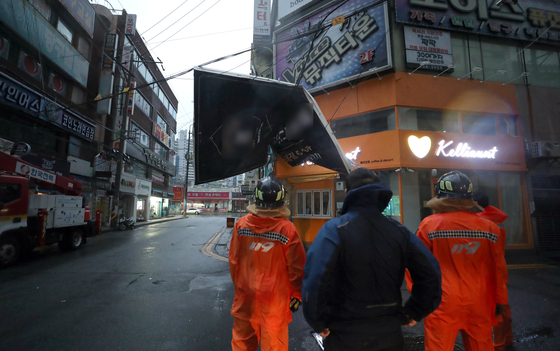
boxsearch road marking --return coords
[508,263,556,269]
[201,231,228,262]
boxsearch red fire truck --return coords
[0,152,95,267]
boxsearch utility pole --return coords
[112,68,133,227]
[184,124,193,213]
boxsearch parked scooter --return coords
[118,216,135,231]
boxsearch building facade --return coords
[271,0,560,253]
[92,4,178,223]
[0,0,102,214]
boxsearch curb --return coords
[99,216,185,233]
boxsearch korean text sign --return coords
[254,0,271,44]
[59,0,95,38]
[395,0,560,43]
[0,0,89,87]
[275,0,392,92]
[0,72,43,115]
[404,26,453,71]
[16,161,57,184]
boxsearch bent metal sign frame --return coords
[395,0,560,43]
[274,0,392,92]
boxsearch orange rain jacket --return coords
[478,206,509,284]
[229,213,306,330]
[407,211,508,332]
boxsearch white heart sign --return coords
[408,136,431,159]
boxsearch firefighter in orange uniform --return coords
[229,176,306,351]
[473,191,513,351]
[406,171,508,351]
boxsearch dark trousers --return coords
[323,318,404,351]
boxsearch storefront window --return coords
[296,190,332,218]
[479,38,523,84]
[378,171,400,221]
[152,170,165,184]
[499,173,525,245]
[463,171,499,209]
[402,170,433,232]
[461,114,497,135]
[499,115,518,137]
[524,44,560,89]
[330,108,396,139]
[131,123,149,147]
[132,163,148,179]
[398,108,460,133]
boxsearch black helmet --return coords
[435,171,474,200]
[255,176,285,208]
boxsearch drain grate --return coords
[404,336,464,351]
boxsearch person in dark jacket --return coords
[302,168,442,351]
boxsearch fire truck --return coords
[0,152,95,267]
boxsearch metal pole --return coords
[113,70,133,227]
[184,124,192,213]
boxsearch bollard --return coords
[95,209,102,235]
[226,217,235,228]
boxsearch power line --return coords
[150,0,223,51]
[149,27,253,44]
[142,0,191,35]
[145,0,207,43]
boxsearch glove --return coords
[290,297,301,312]
[495,304,504,317]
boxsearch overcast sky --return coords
[108,0,255,133]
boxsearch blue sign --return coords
[274,0,392,92]
[395,0,560,43]
[59,0,95,38]
[0,0,89,87]
[0,72,43,115]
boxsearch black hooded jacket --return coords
[302,183,442,338]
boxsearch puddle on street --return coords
[515,326,554,343]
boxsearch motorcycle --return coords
[118,216,135,231]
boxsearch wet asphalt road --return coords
[1,216,559,351]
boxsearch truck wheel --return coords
[59,229,84,251]
[0,237,21,267]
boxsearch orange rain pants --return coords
[232,318,288,351]
[477,206,513,350]
[229,213,306,351]
[406,211,508,351]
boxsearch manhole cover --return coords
[404,336,464,351]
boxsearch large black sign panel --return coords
[194,68,351,184]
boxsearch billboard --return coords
[274,0,392,92]
[194,67,351,185]
[395,0,560,43]
[59,0,95,38]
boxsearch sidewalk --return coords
[100,215,185,233]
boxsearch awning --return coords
[287,173,339,184]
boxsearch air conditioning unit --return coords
[532,141,560,158]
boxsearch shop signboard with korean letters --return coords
[136,178,152,196]
[274,0,392,92]
[395,0,560,43]
[120,173,136,194]
[404,26,453,71]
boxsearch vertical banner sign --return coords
[253,0,271,44]
[121,45,134,71]
[127,81,136,115]
[125,14,137,36]
[275,0,392,92]
[404,26,453,71]
[395,0,560,43]
[102,33,118,70]
[59,0,95,38]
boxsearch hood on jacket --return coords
[341,182,393,215]
[480,205,509,222]
[244,213,286,232]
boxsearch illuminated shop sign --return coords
[408,135,498,159]
[345,147,361,160]
[395,0,560,43]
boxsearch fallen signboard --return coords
[193,67,351,184]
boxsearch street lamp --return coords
[184,124,193,216]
